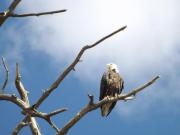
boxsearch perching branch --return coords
[10,9,67,17]
[33,25,127,109]
[57,76,160,135]
[1,57,9,91]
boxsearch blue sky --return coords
[0,0,180,135]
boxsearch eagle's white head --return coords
[106,63,119,73]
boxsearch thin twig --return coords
[57,76,160,135]
[33,26,127,109]
[10,9,67,17]
[47,108,68,117]
[0,0,66,26]
[1,57,9,91]
[22,107,68,118]
[46,118,59,133]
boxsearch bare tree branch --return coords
[1,57,9,91]
[0,94,27,109]
[1,61,68,134]
[10,9,67,17]
[57,76,160,135]
[28,117,41,135]
[0,0,21,26]
[14,63,41,135]
[12,117,29,135]
[22,107,68,119]
[0,93,67,134]
[15,63,29,103]
[47,108,68,117]
[8,0,21,12]
[0,93,41,135]
[41,108,68,132]
[33,26,127,109]
[21,107,67,132]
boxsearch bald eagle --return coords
[99,63,124,117]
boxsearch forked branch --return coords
[0,0,21,26]
[0,0,66,26]
[14,63,41,135]
[57,76,160,135]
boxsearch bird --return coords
[99,63,124,117]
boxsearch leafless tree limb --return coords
[57,76,160,135]
[14,63,41,135]
[12,117,29,135]
[22,107,67,132]
[43,108,68,132]
[0,0,66,26]
[46,118,59,133]
[7,0,21,12]
[28,117,41,135]
[0,94,27,109]
[33,25,127,109]
[0,62,68,134]
[14,107,67,134]
[0,0,21,26]
[0,93,68,134]
[10,9,67,17]
[22,107,68,119]
[15,63,29,103]
[47,108,68,117]
[1,57,9,91]
[0,63,41,134]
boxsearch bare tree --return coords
[0,1,160,135]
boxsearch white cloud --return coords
[4,0,180,117]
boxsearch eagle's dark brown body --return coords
[99,64,124,117]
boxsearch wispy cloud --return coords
[2,0,180,117]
